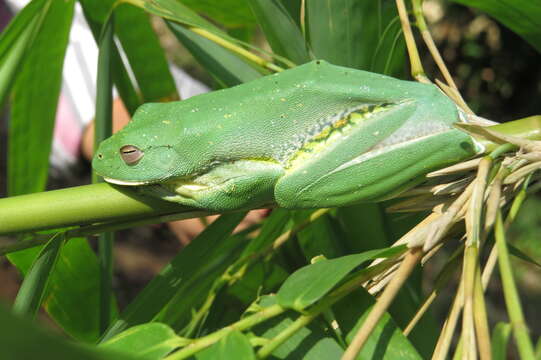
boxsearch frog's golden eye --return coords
[120,145,144,165]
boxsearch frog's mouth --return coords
[103,176,210,198]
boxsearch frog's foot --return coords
[138,160,284,212]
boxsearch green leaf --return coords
[276,246,406,311]
[305,0,405,75]
[12,234,63,317]
[197,330,255,360]
[115,4,178,102]
[250,295,344,359]
[0,0,47,106]
[451,0,541,54]
[9,237,114,343]
[508,243,541,269]
[248,0,310,64]
[0,305,135,360]
[101,323,186,359]
[8,0,74,196]
[167,22,262,87]
[492,322,512,360]
[101,212,247,341]
[179,0,256,28]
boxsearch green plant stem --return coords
[95,10,115,334]
[494,210,535,359]
[165,304,285,360]
[0,206,211,256]
[0,183,196,236]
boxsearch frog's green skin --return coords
[92,60,481,211]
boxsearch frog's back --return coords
[129,60,458,172]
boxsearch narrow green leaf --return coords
[12,234,63,317]
[492,322,512,360]
[276,246,406,311]
[0,0,47,106]
[179,0,256,28]
[8,0,74,196]
[0,305,135,360]
[508,243,541,269]
[248,0,310,64]
[197,330,255,360]
[115,4,178,102]
[167,22,262,87]
[101,212,247,341]
[94,11,116,335]
[9,237,113,343]
[101,323,186,359]
[128,0,288,67]
[241,208,290,256]
[79,0,141,114]
[451,0,541,54]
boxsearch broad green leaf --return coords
[0,0,47,106]
[101,212,247,341]
[179,0,256,28]
[451,0,541,54]
[492,322,512,360]
[0,305,135,360]
[115,4,178,102]
[250,295,344,359]
[197,330,255,360]
[101,323,186,359]
[8,0,74,196]
[168,22,262,87]
[335,289,422,360]
[248,0,310,64]
[9,237,113,343]
[12,234,63,317]
[276,246,406,311]
[305,0,405,76]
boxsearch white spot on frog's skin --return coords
[191,108,199,113]
[162,120,171,125]
[224,114,232,118]
[280,98,287,102]
[359,85,370,92]
[373,131,380,136]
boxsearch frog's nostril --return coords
[97,154,103,159]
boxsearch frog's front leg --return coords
[139,160,284,212]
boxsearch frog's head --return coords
[92,102,197,185]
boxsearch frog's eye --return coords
[120,145,144,165]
